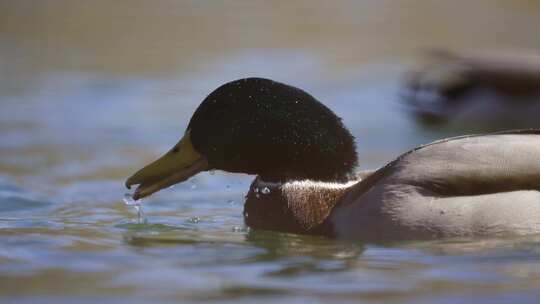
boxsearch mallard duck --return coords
[403,49,540,130]
[126,77,540,241]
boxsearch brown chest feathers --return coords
[243,178,359,236]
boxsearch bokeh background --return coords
[2,1,540,303]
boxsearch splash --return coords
[123,193,147,224]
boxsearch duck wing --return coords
[331,130,540,239]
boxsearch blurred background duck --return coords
[126,78,540,241]
[403,49,540,131]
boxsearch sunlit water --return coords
[2,1,540,303]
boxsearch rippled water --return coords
[2,1,540,303]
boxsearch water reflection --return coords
[2,0,540,303]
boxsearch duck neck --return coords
[243,177,359,236]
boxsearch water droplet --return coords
[189,217,201,223]
[254,187,259,193]
[190,184,197,190]
[255,194,260,199]
[227,199,235,205]
[232,226,243,232]
[261,187,270,194]
[123,193,139,206]
[123,193,146,224]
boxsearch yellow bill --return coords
[125,131,208,200]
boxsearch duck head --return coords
[126,77,358,200]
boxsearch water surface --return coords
[2,1,540,303]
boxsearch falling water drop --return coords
[123,193,147,224]
[189,216,201,223]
